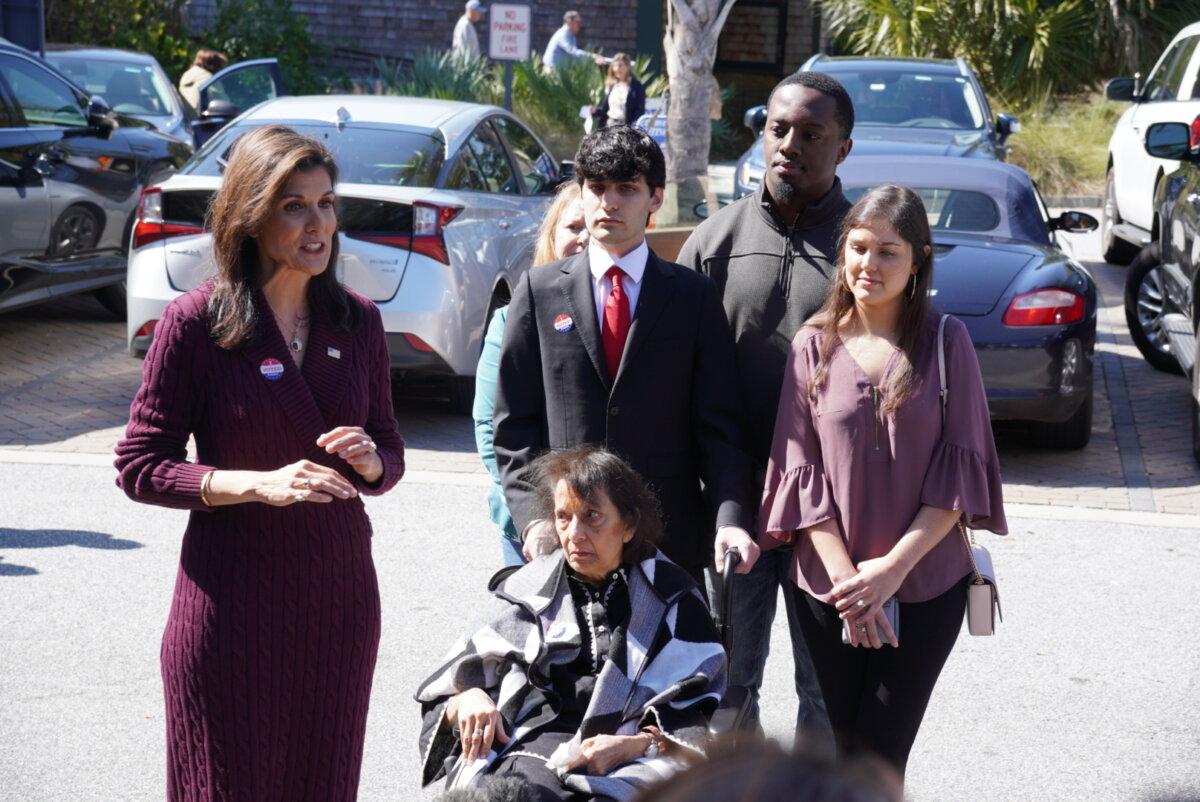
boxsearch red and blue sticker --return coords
[554,314,574,333]
[259,358,285,381]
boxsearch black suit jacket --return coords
[493,248,754,572]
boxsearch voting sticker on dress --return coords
[554,314,574,333]
[259,358,285,381]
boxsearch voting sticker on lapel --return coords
[554,314,574,333]
[259,358,285,381]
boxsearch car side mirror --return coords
[86,95,115,131]
[200,99,239,120]
[996,112,1020,142]
[1105,77,1137,103]
[558,160,575,182]
[1050,210,1099,233]
[744,105,766,138]
[1144,122,1195,160]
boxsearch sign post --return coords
[489,3,531,112]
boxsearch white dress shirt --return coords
[587,238,648,325]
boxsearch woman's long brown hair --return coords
[206,124,360,349]
[808,184,934,416]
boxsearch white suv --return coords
[1103,21,1200,264]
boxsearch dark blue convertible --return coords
[839,156,1099,449]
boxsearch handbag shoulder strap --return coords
[937,315,984,583]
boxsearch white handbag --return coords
[937,315,1003,636]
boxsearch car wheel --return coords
[49,205,102,257]
[93,281,127,321]
[1101,169,1139,265]
[1124,243,1183,374]
[1030,390,1093,450]
[447,375,475,416]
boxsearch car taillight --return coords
[132,187,204,249]
[411,202,462,264]
[402,333,434,352]
[135,320,157,338]
[1190,115,1200,150]
[1002,289,1085,326]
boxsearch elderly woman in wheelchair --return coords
[416,446,727,801]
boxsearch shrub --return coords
[1005,94,1124,196]
[207,0,331,94]
[375,50,499,104]
[45,0,194,81]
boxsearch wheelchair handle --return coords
[716,549,742,652]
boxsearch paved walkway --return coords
[1,231,1197,515]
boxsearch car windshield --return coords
[844,186,1001,232]
[181,122,446,187]
[46,55,174,118]
[827,69,986,130]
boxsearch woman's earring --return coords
[907,274,917,301]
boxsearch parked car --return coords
[126,94,565,412]
[839,156,1098,448]
[0,39,192,317]
[1102,20,1200,264]
[1124,121,1200,462]
[43,45,194,143]
[734,55,1020,198]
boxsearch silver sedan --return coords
[125,95,564,412]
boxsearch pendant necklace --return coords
[288,313,309,353]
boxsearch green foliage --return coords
[823,0,1199,110]
[207,0,331,94]
[710,84,751,162]
[1006,94,1124,195]
[375,51,499,104]
[44,0,194,81]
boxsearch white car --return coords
[1103,20,1200,264]
[126,94,563,412]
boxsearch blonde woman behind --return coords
[593,53,646,128]
[474,182,589,564]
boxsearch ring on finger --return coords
[855,599,866,608]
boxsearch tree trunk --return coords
[662,0,738,182]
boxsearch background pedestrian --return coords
[759,184,1007,777]
[114,124,405,801]
[452,0,486,61]
[473,181,589,566]
[178,48,227,111]
[543,10,610,71]
[593,53,646,129]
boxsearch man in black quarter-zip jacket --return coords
[677,71,855,741]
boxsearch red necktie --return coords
[602,266,630,380]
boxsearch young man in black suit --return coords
[493,125,758,580]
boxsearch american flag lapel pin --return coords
[327,347,341,359]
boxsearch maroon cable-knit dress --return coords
[114,283,405,801]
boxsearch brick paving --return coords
[0,237,1197,514]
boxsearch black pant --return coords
[791,576,969,775]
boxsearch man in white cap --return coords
[452,0,485,60]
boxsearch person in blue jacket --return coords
[473,182,589,564]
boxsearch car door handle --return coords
[498,220,511,230]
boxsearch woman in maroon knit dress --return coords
[115,125,405,801]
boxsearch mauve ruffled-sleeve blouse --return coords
[759,313,1007,603]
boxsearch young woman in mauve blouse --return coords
[114,125,405,800]
[759,184,1007,777]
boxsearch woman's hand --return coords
[251,460,359,506]
[566,734,652,775]
[317,426,382,483]
[843,605,898,649]
[446,688,510,763]
[830,555,906,632]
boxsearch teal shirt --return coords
[473,305,519,542]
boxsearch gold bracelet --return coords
[200,470,214,507]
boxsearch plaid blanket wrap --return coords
[415,550,726,800]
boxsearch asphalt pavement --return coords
[2,461,1199,801]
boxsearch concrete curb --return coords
[1045,195,1102,208]
[3,448,1195,528]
